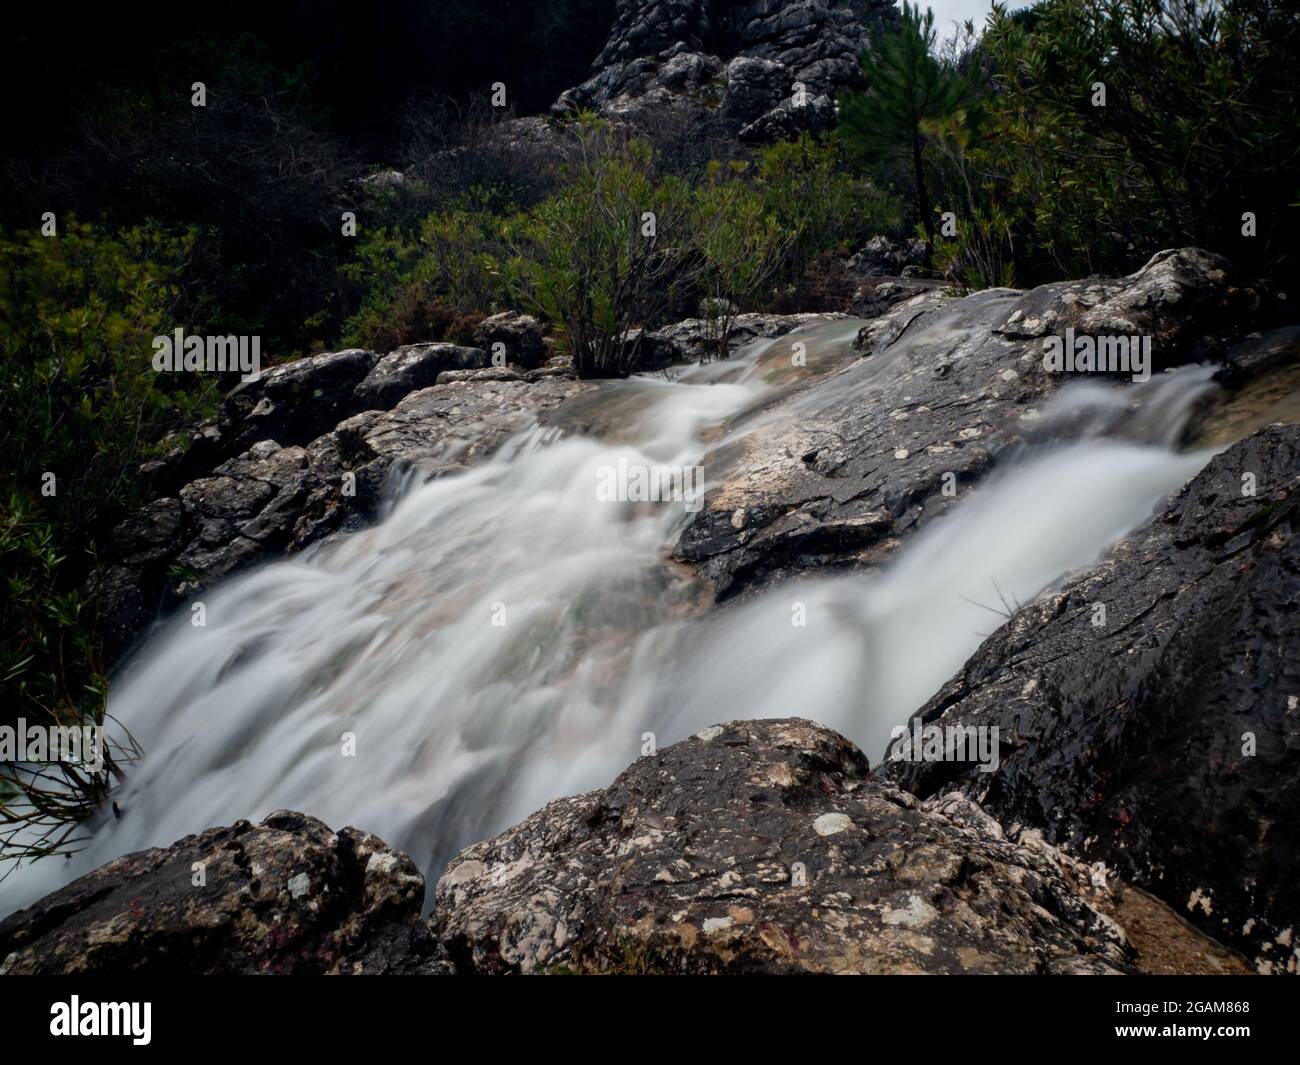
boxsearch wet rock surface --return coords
[353,342,489,408]
[676,249,1260,602]
[554,0,898,141]
[432,718,1131,974]
[879,423,1300,974]
[0,811,449,975]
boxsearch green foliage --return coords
[694,161,795,359]
[755,134,902,277]
[838,3,981,258]
[505,124,697,378]
[344,125,902,375]
[932,0,1300,287]
[0,219,211,849]
[341,204,511,352]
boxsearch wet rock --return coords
[354,343,489,408]
[433,718,1131,974]
[473,311,547,370]
[676,250,1261,602]
[0,811,449,974]
[995,248,1259,363]
[224,347,379,451]
[658,310,847,360]
[879,423,1300,974]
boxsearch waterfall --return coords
[0,322,1221,914]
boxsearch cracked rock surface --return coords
[675,248,1259,602]
[0,811,450,974]
[554,0,898,141]
[432,718,1131,974]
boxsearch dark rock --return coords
[737,92,835,143]
[472,311,547,370]
[618,326,690,371]
[878,423,1300,975]
[995,248,1259,364]
[354,343,489,409]
[554,0,899,142]
[224,347,379,451]
[0,812,449,974]
[658,310,847,360]
[845,235,929,278]
[433,718,1131,974]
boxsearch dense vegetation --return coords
[840,0,1300,289]
[2,0,1297,857]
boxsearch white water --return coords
[0,325,1220,913]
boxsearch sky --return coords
[920,0,1002,36]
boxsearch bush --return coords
[694,161,795,359]
[506,124,697,378]
[0,219,212,857]
[913,0,1300,289]
[756,134,904,279]
[341,206,511,351]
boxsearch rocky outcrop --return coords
[4,722,1258,974]
[0,811,449,974]
[554,0,898,141]
[353,342,489,408]
[879,422,1300,975]
[433,718,1131,974]
[676,248,1260,601]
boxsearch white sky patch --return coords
[921,0,1002,37]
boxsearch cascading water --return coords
[0,321,1223,914]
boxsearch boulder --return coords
[473,311,547,370]
[353,342,489,408]
[223,347,379,451]
[433,718,1131,974]
[845,235,929,278]
[0,811,448,975]
[657,310,847,360]
[996,248,1260,363]
[879,423,1300,974]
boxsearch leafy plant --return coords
[0,218,209,861]
[505,122,697,378]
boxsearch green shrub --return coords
[756,134,903,277]
[341,204,510,352]
[0,218,213,857]
[505,125,696,378]
[694,161,795,359]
